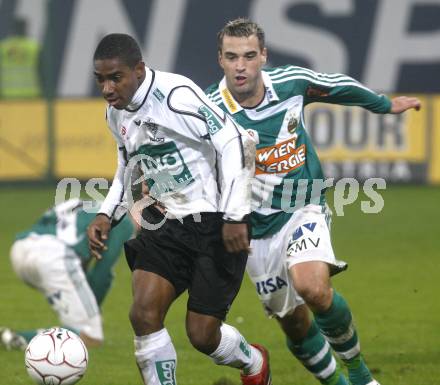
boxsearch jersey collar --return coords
[218,70,279,115]
[262,70,279,104]
[126,66,154,112]
[218,77,242,114]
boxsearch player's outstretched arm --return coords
[390,96,421,114]
[87,214,111,260]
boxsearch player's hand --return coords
[222,222,250,253]
[87,214,111,260]
[129,182,167,233]
[390,96,421,114]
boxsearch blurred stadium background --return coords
[0,1,439,384]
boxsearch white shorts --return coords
[247,204,346,318]
[10,234,103,341]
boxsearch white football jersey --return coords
[99,67,255,222]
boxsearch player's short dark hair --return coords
[93,33,142,68]
[217,18,265,52]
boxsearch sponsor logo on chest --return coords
[254,103,306,174]
[134,141,195,194]
[256,137,306,175]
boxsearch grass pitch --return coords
[0,185,439,385]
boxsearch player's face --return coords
[218,34,267,103]
[94,58,145,109]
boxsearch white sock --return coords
[209,323,262,375]
[134,328,177,385]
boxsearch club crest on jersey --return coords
[136,118,164,143]
[120,126,127,136]
[285,109,300,134]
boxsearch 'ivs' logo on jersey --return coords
[198,104,223,135]
[133,142,194,194]
[155,360,176,385]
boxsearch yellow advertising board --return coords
[0,100,47,179]
[303,96,430,182]
[54,99,116,179]
[0,96,438,184]
[430,97,440,184]
[304,98,427,161]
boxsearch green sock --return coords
[18,326,80,343]
[286,320,349,385]
[17,330,39,343]
[343,354,373,385]
[314,291,373,385]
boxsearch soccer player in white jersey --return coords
[206,18,421,385]
[0,199,134,350]
[88,34,271,385]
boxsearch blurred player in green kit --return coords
[1,199,135,349]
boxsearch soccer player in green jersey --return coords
[0,199,135,350]
[206,18,421,385]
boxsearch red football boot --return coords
[240,344,272,385]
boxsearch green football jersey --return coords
[16,199,134,305]
[206,65,391,238]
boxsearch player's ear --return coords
[261,47,267,65]
[218,50,224,68]
[135,61,146,79]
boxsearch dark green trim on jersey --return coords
[251,211,293,239]
[167,85,214,123]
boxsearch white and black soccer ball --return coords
[24,327,88,385]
